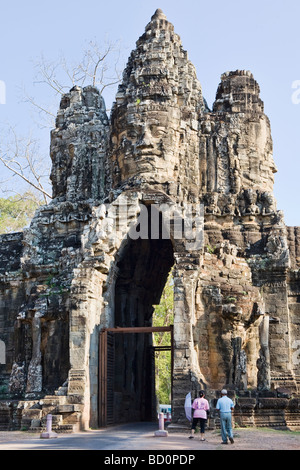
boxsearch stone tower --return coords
[109,8,206,202]
[50,85,109,201]
[0,9,300,431]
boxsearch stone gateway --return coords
[0,9,300,432]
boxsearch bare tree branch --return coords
[31,39,123,106]
[0,127,51,204]
[2,36,125,204]
[0,157,51,202]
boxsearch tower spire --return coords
[151,8,167,20]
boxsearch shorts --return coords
[191,417,207,433]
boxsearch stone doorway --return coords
[98,326,173,427]
[99,210,175,427]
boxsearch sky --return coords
[0,0,299,226]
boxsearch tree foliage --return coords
[0,192,41,234]
[153,271,174,405]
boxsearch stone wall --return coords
[0,233,26,397]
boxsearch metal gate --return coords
[98,326,173,427]
[99,330,115,427]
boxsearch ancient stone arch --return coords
[0,9,300,431]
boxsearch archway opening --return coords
[113,206,174,423]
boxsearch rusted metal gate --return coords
[98,326,173,427]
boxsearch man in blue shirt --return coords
[216,389,235,444]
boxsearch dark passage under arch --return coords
[99,221,174,426]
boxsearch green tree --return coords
[153,271,174,405]
[0,192,41,234]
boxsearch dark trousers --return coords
[192,417,207,433]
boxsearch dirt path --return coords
[0,426,299,451]
[178,427,300,450]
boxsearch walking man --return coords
[216,389,234,444]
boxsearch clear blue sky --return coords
[0,0,299,226]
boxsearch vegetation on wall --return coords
[152,271,174,405]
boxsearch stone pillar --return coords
[257,315,270,390]
[265,284,293,377]
[172,264,201,424]
[68,265,106,429]
[26,316,42,395]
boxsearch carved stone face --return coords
[112,106,181,184]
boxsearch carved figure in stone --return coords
[257,315,270,390]
[222,193,240,216]
[266,234,285,255]
[231,337,248,390]
[243,189,260,216]
[26,316,43,394]
[273,210,285,226]
[232,168,241,194]
[217,240,238,258]
[230,157,241,194]
[265,234,290,267]
[9,362,26,395]
[261,191,276,215]
[205,192,221,215]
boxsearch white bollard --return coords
[159,412,164,430]
[154,412,168,437]
[46,414,52,434]
[40,414,58,439]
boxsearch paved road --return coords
[0,422,299,452]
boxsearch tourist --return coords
[216,389,235,444]
[188,390,210,441]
